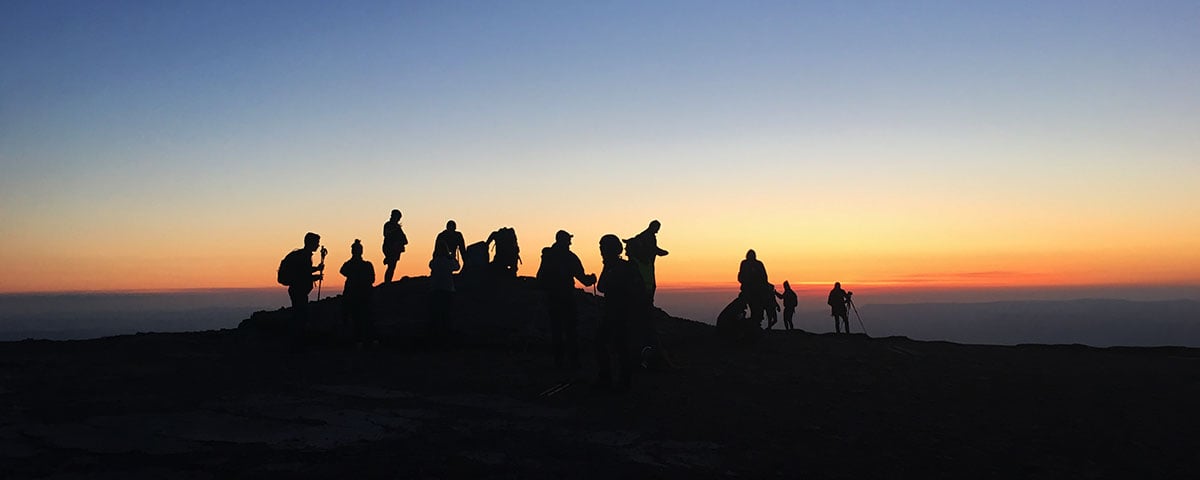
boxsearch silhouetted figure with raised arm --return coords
[428,244,460,346]
[277,232,324,346]
[624,220,669,303]
[737,250,769,326]
[340,239,376,348]
[781,281,798,331]
[535,230,597,370]
[594,234,645,392]
[764,282,782,329]
[381,209,408,284]
[434,220,468,262]
[828,282,850,333]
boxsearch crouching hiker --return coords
[594,234,647,392]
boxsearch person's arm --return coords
[569,255,596,286]
[366,263,375,285]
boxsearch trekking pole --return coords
[316,245,328,300]
[849,298,868,336]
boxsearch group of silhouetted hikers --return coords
[277,212,673,392]
[714,249,860,339]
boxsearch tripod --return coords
[847,297,868,336]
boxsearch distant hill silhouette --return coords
[861,299,1200,347]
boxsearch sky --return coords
[1,0,1198,295]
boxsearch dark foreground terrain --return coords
[2,285,1200,478]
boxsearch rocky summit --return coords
[3,275,1200,478]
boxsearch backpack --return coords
[277,250,306,287]
[489,227,520,266]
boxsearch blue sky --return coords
[1,1,1197,292]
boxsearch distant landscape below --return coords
[1,284,1199,347]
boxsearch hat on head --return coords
[555,230,572,242]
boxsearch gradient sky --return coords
[2,1,1198,294]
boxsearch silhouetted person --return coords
[277,232,324,345]
[781,281,798,331]
[486,227,521,277]
[535,230,597,369]
[434,220,468,262]
[829,282,850,333]
[595,234,645,392]
[737,250,769,325]
[340,239,376,348]
[428,245,460,345]
[716,293,752,340]
[764,283,782,329]
[381,209,408,284]
[624,220,669,303]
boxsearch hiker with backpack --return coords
[594,234,646,392]
[536,230,596,370]
[623,220,668,303]
[486,227,521,277]
[340,239,376,348]
[277,232,325,344]
[381,209,408,284]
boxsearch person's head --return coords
[783,281,791,290]
[390,209,402,222]
[303,232,320,251]
[834,282,841,289]
[648,220,661,234]
[351,239,364,257]
[446,220,456,231]
[599,234,622,258]
[746,249,757,261]
[555,230,573,247]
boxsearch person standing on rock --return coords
[381,209,408,284]
[340,239,376,348]
[624,220,669,303]
[737,250,769,326]
[434,220,468,263]
[594,234,645,392]
[277,232,325,345]
[535,230,596,370]
[828,282,850,333]
[781,281,798,331]
[428,244,461,346]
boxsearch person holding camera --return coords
[828,282,851,333]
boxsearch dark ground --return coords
[2,310,1200,478]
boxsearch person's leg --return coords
[564,301,580,369]
[548,298,566,367]
[288,287,309,347]
[383,258,396,284]
[594,318,612,388]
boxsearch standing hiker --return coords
[623,220,669,303]
[535,230,596,369]
[428,244,461,346]
[828,282,850,333]
[737,250,769,326]
[340,239,376,348]
[381,209,408,284]
[594,234,646,392]
[277,232,324,344]
[434,220,468,262]
[781,281,798,331]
